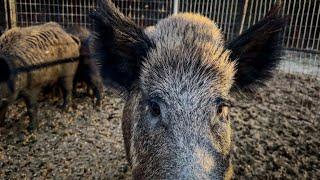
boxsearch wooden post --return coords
[8,0,16,28]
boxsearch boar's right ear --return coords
[90,0,154,91]
[0,57,11,83]
[227,4,286,92]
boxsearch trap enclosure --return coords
[1,0,319,78]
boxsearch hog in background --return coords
[0,22,80,131]
[66,26,104,106]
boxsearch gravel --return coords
[0,72,319,179]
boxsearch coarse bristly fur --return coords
[0,22,80,67]
[227,5,286,92]
[90,0,154,92]
[65,26,104,106]
[91,0,285,179]
[0,22,81,132]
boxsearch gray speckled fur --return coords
[92,1,284,179]
[122,14,233,179]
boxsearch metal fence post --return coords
[239,0,249,34]
[173,0,179,14]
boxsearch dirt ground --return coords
[0,72,319,179]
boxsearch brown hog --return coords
[66,26,104,106]
[0,22,80,131]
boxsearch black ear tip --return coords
[267,3,283,17]
[268,3,289,27]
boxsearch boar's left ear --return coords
[90,0,154,91]
[227,4,286,92]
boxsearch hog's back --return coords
[0,22,80,89]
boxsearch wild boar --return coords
[0,22,80,131]
[91,0,285,179]
[65,26,104,106]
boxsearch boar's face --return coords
[91,1,285,179]
[127,56,234,179]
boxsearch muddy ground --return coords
[0,72,319,179]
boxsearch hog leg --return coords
[92,85,102,106]
[86,83,91,95]
[23,90,39,132]
[0,105,8,127]
[61,76,74,108]
[86,80,102,107]
[88,72,104,107]
[91,81,103,107]
[72,76,79,97]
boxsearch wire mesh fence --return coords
[13,0,97,28]
[179,0,243,42]
[236,0,320,77]
[280,50,320,77]
[1,0,319,78]
[113,0,175,27]
[284,0,320,53]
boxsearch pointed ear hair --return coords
[90,0,154,92]
[227,4,287,92]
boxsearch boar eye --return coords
[148,101,161,117]
[215,97,230,116]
